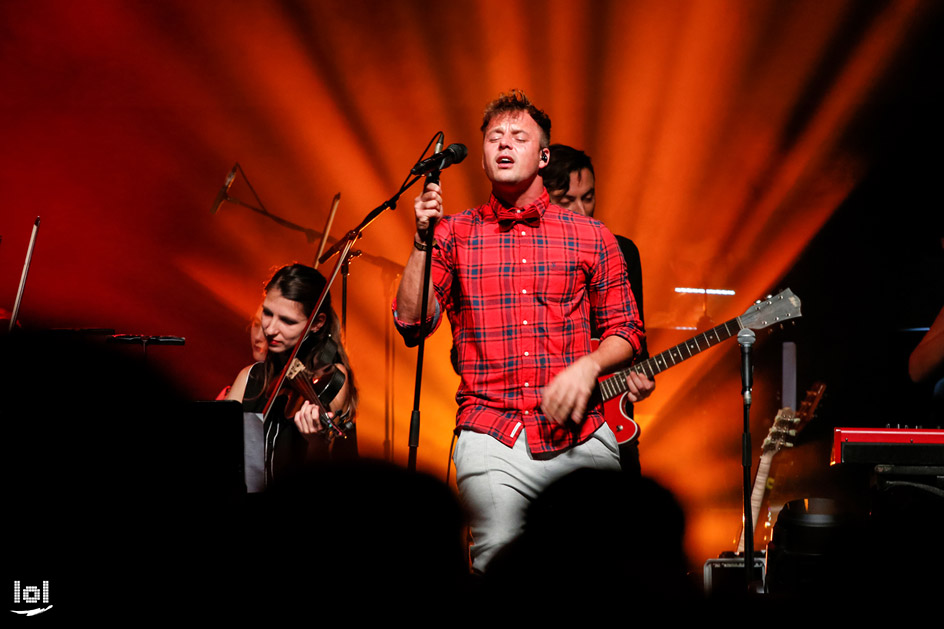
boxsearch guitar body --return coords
[603,393,640,444]
[591,338,641,444]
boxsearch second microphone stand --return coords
[737,327,760,592]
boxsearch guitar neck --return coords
[736,451,775,553]
[598,315,744,402]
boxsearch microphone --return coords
[420,136,446,237]
[738,328,755,402]
[210,164,238,213]
[410,143,468,176]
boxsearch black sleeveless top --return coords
[243,338,356,486]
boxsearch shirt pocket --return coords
[537,259,582,305]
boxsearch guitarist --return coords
[542,144,654,476]
[394,90,654,573]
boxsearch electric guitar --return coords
[736,382,826,552]
[599,288,803,444]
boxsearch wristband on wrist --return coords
[413,233,438,252]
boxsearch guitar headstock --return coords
[761,408,799,455]
[740,288,802,331]
[761,382,826,454]
[793,381,826,432]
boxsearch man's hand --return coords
[540,355,601,425]
[625,371,655,403]
[414,181,443,238]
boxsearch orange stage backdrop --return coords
[1,0,939,568]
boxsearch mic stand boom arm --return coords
[317,174,424,267]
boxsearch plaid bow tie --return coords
[497,206,541,230]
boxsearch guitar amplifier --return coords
[703,552,766,596]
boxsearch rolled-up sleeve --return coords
[391,221,455,347]
[392,298,442,347]
[589,228,644,355]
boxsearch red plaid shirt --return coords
[394,189,643,455]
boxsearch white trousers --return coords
[453,424,621,572]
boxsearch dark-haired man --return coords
[393,90,653,572]
[542,144,651,476]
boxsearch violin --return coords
[283,359,353,442]
[265,334,354,443]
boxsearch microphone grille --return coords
[448,143,468,163]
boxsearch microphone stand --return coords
[403,134,444,473]
[737,327,759,592]
[317,163,430,472]
[382,268,398,462]
[407,184,438,472]
[217,164,323,244]
[108,334,186,362]
[318,133,447,473]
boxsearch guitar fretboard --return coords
[598,316,744,402]
[737,451,775,553]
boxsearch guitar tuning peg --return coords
[767,294,773,299]
[755,299,762,304]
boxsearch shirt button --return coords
[524,410,530,415]
[521,258,527,263]
[524,382,530,387]
[521,289,527,294]
[520,231,526,236]
[522,320,528,325]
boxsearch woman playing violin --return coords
[226,263,358,471]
